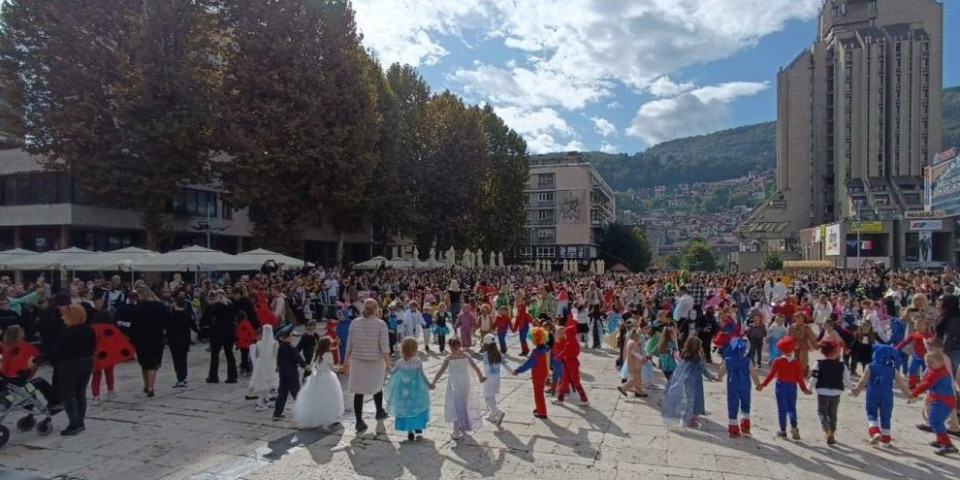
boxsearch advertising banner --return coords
[918,230,933,263]
[847,221,883,233]
[825,223,841,256]
[908,220,943,231]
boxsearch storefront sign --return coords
[908,220,943,231]
[905,210,945,219]
[846,221,883,233]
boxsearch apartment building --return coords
[513,152,616,262]
[739,0,945,269]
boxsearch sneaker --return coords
[375,411,389,421]
[551,398,563,405]
[173,381,187,389]
[245,395,259,400]
[936,445,959,456]
[869,432,883,445]
[407,432,415,442]
[776,431,788,439]
[205,378,219,384]
[791,428,801,440]
[826,434,836,446]
[272,414,285,421]
[579,400,590,407]
[356,420,368,432]
[617,386,627,397]
[254,405,268,412]
[452,430,464,440]
[930,441,946,448]
[415,429,423,441]
[496,411,506,426]
[60,425,85,436]
[90,396,101,406]
[533,412,547,420]
[917,424,934,432]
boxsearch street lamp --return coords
[192,202,226,248]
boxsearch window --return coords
[537,173,555,186]
[537,228,554,239]
[0,172,74,206]
[537,192,554,203]
[169,188,218,217]
[222,201,234,220]
[536,246,555,258]
[537,210,553,220]
[519,246,532,257]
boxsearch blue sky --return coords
[354,0,957,155]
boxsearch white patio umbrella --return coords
[3,247,96,270]
[133,245,260,272]
[354,256,389,270]
[61,246,160,271]
[0,248,37,269]
[237,248,308,269]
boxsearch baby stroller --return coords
[0,377,55,448]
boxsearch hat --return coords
[530,327,548,347]
[775,336,796,355]
[275,324,294,339]
[483,334,497,346]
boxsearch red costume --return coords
[235,319,257,350]
[513,304,533,355]
[515,328,550,418]
[325,320,340,365]
[556,323,589,404]
[253,291,278,328]
[91,324,134,371]
[0,341,39,380]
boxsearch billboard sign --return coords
[847,221,883,233]
[825,223,841,256]
[909,220,943,231]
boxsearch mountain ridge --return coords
[580,85,960,192]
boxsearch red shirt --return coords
[762,356,809,392]
[494,315,512,334]
[896,332,932,358]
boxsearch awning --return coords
[783,260,835,269]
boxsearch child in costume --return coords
[717,338,761,437]
[273,324,309,420]
[293,338,344,429]
[403,301,423,343]
[650,320,679,381]
[296,321,321,381]
[661,337,716,428]
[482,334,513,426]
[324,320,340,366]
[918,339,960,436]
[553,320,589,406]
[851,344,910,447]
[766,315,788,366]
[617,326,649,398]
[432,302,452,353]
[494,306,512,354]
[90,303,135,403]
[514,327,551,419]
[907,351,959,455]
[430,337,485,439]
[235,311,257,377]
[421,304,434,353]
[896,319,933,389]
[385,337,431,441]
[0,325,61,412]
[514,298,533,356]
[386,305,399,356]
[335,308,352,363]
[759,336,812,440]
[249,325,279,411]
[811,340,852,445]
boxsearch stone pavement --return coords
[1,331,959,480]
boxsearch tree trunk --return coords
[140,201,167,251]
[335,231,345,268]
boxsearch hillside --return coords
[587,85,960,191]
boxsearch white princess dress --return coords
[444,357,483,432]
[293,358,345,429]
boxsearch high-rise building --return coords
[512,152,616,264]
[739,0,944,269]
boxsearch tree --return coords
[473,105,529,252]
[1,0,220,248]
[216,0,328,254]
[681,238,717,272]
[597,222,652,272]
[313,0,381,264]
[762,251,784,271]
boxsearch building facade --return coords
[740,0,944,269]
[512,152,616,263]
[0,149,374,264]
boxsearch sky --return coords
[353,0,959,155]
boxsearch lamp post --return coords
[193,201,226,249]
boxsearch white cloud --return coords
[591,117,617,137]
[649,76,695,97]
[626,81,769,145]
[494,106,584,153]
[450,63,611,110]
[600,142,619,154]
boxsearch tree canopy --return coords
[680,238,718,272]
[597,222,652,272]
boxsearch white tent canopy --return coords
[2,247,96,270]
[237,248,308,269]
[0,248,38,269]
[61,246,161,272]
[133,246,261,272]
[354,255,389,270]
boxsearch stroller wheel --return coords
[16,414,36,432]
[36,418,53,436]
[0,425,9,448]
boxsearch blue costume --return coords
[335,315,352,363]
[661,357,714,427]
[724,338,753,436]
[864,344,900,443]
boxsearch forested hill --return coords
[585,122,775,191]
[585,85,960,192]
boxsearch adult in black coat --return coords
[165,295,194,388]
[203,290,238,383]
[130,285,168,397]
[935,294,960,374]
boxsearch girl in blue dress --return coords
[661,336,716,428]
[432,302,453,353]
[385,337,431,441]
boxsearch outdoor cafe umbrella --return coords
[2,247,96,270]
[132,245,261,272]
[237,248,308,269]
[0,248,38,269]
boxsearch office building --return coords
[739,0,945,269]
[512,152,616,263]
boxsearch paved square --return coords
[1,333,958,480]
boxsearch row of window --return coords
[0,172,74,206]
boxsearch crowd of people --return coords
[1,262,959,457]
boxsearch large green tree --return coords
[681,238,718,272]
[313,0,380,265]
[474,105,529,252]
[216,0,327,254]
[597,222,652,272]
[1,0,220,248]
